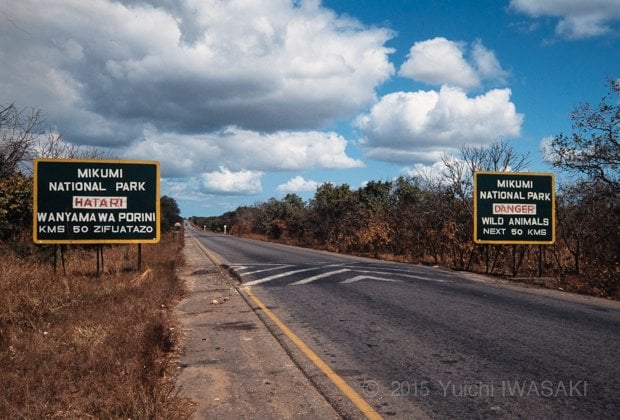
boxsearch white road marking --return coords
[244,266,323,286]
[354,269,446,282]
[234,263,451,286]
[340,275,402,284]
[290,268,351,285]
[240,265,295,276]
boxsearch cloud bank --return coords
[510,0,620,39]
[0,0,391,163]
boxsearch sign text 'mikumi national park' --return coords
[34,159,160,244]
[474,171,555,245]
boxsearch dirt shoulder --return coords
[174,235,340,419]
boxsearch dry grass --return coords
[0,235,193,419]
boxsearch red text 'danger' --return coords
[493,203,536,215]
[72,196,127,209]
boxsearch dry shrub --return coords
[0,235,192,419]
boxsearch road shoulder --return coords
[173,235,340,419]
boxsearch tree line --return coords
[192,81,619,298]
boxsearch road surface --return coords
[190,226,620,419]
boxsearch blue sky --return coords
[1,0,619,217]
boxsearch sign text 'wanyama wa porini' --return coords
[33,159,160,244]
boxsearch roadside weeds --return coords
[0,236,192,418]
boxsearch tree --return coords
[0,174,32,241]
[555,181,619,296]
[279,194,307,241]
[389,176,429,260]
[254,198,287,239]
[0,104,43,243]
[441,139,531,206]
[308,183,356,250]
[35,132,113,160]
[546,79,620,194]
[348,181,392,256]
[160,196,182,232]
[1,103,112,177]
[0,104,42,177]
[230,206,257,236]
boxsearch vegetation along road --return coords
[189,224,619,419]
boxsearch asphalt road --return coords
[190,226,620,419]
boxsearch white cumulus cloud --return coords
[122,127,364,178]
[356,86,523,164]
[398,38,508,89]
[510,0,620,39]
[471,40,509,84]
[201,167,263,195]
[276,176,320,193]
[399,38,478,88]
